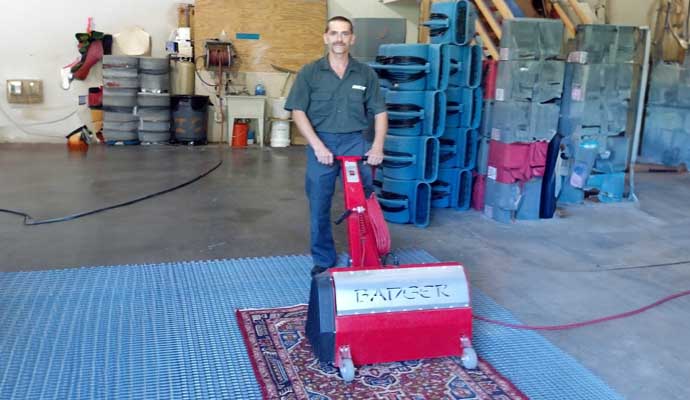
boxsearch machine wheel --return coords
[339,358,355,382]
[461,347,478,369]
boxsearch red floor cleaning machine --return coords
[306,156,476,382]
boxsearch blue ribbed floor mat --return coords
[0,250,622,400]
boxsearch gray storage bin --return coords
[103,110,137,122]
[103,89,138,108]
[139,120,171,132]
[137,93,170,107]
[104,76,139,89]
[103,55,139,69]
[103,129,139,142]
[104,121,138,131]
[135,108,170,121]
[139,57,169,74]
[139,73,170,92]
[138,131,171,143]
[103,68,138,79]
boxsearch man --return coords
[284,16,388,276]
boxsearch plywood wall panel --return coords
[194,0,327,72]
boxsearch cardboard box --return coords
[290,122,308,145]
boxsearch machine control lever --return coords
[334,209,353,225]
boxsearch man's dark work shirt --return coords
[284,56,386,133]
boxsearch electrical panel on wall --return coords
[6,80,43,104]
[351,18,406,62]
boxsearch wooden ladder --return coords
[419,0,593,59]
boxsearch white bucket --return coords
[270,120,291,147]
[270,97,291,119]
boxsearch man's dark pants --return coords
[306,131,373,270]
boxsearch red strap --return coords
[366,193,391,257]
[482,60,498,100]
[471,174,486,211]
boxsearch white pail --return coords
[270,97,291,119]
[270,120,291,147]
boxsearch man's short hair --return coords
[325,16,353,34]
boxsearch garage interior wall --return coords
[0,0,419,143]
[0,0,673,143]
[608,0,658,25]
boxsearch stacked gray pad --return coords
[102,56,139,142]
[558,24,641,204]
[484,18,566,222]
[485,177,543,221]
[560,25,641,140]
[647,61,690,106]
[495,60,565,103]
[137,57,171,144]
[499,18,564,61]
[489,101,560,143]
[559,63,635,137]
[642,61,690,166]
[569,25,642,64]
[491,18,564,145]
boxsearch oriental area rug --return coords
[237,305,528,400]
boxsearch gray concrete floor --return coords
[1,143,689,400]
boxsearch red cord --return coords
[474,289,690,331]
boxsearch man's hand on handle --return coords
[365,146,384,166]
[314,144,334,165]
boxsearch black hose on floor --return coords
[0,159,223,226]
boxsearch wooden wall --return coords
[194,0,327,72]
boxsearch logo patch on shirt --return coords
[352,85,366,91]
